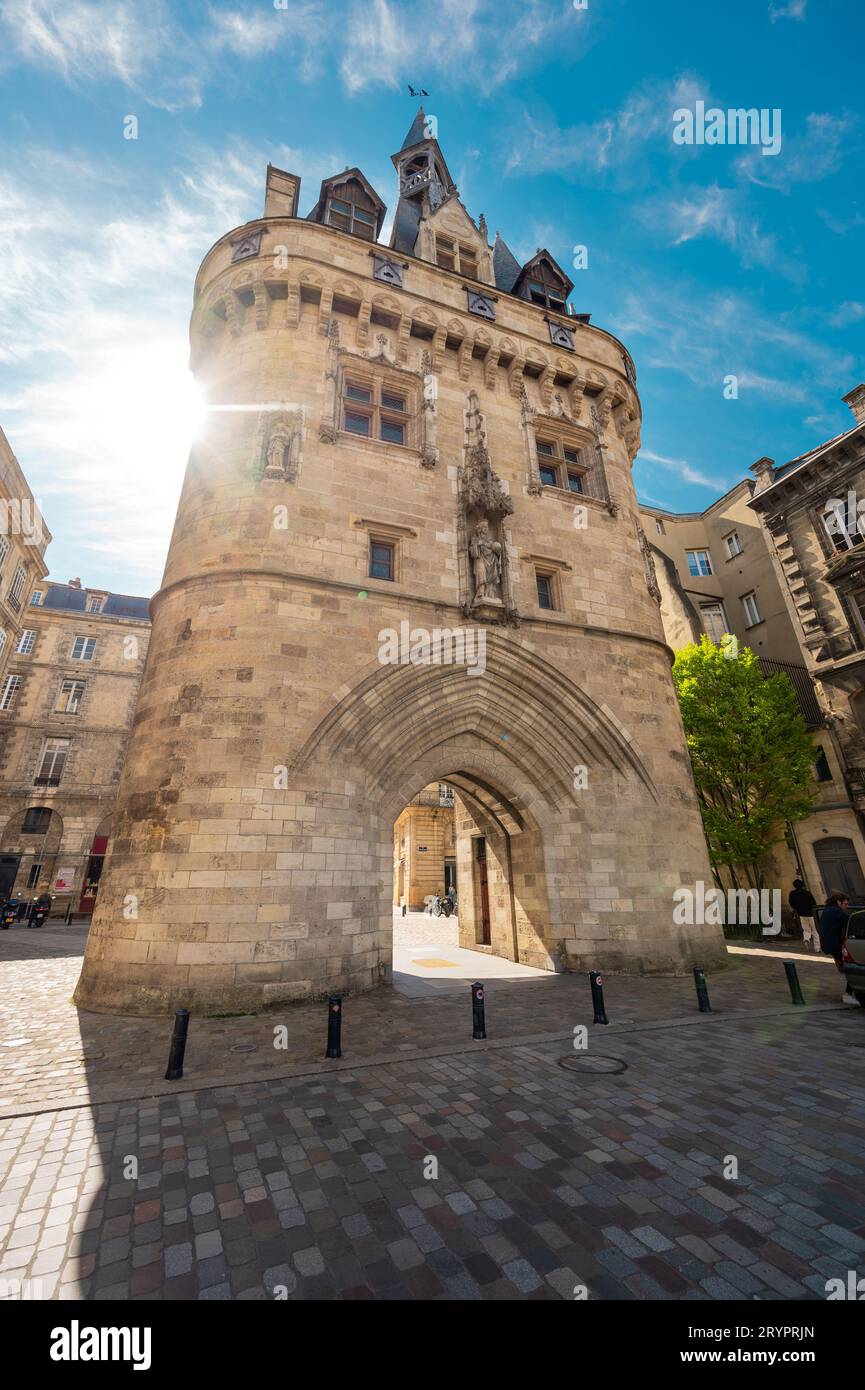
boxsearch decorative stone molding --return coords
[253,282,268,331]
[372,255,405,288]
[431,326,446,374]
[356,299,371,350]
[318,287,334,336]
[538,365,555,413]
[230,228,263,263]
[483,344,500,392]
[286,282,300,329]
[225,292,243,338]
[635,519,661,603]
[420,350,439,469]
[261,410,303,482]
[459,392,518,625]
[508,355,525,398]
[457,338,473,382]
[319,319,340,443]
[397,314,411,366]
[519,384,542,496]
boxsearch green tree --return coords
[672,636,816,889]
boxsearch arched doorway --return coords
[813,836,865,900]
[0,804,64,902]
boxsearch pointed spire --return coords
[492,232,522,293]
[401,106,428,151]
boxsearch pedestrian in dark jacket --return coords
[819,893,858,1004]
[789,879,818,951]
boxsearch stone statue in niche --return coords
[470,519,503,603]
[262,414,301,481]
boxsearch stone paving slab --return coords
[0,923,849,1116]
[1,1004,863,1301]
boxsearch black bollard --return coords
[693,966,712,1013]
[784,960,806,1006]
[325,993,342,1058]
[589,970,609,1025]
[471,981,486,1040]
[164,1008,190,1081]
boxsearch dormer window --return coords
[527,267,567,312]
[326,188,376,241]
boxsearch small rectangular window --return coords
[742,591,762,626]
[0,674,21,710]
[536,440,554,456]
[724,531,743,559]
[814,747,833,783]
[381,392,405,413]
[346,383,372,404]
[0,537,9,568]
[16,630,36,655]
[370,542,395,581]
[29,590,43,606]
[536,573,555,610]
[87,595,105,612]
[567,473,584,494]
[656,518,665,535]
[70,636,97,660]
[26,864,42,889]
[7,566,27,610]
[686,549,713,577]
[539,464,558,488]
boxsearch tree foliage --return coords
[672,636,816,887]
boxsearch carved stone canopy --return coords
[462,392,514,523]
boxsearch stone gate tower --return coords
[75,113,725,1015]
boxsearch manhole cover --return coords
[558,1055,628,1075]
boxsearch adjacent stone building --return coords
[75,111,726,1016]
[639,385,865,901]
[393,782,455,911]
[0,579,150,911]
[0,427,50,687]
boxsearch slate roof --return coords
[41,583,150,620]
[493,232,522,293]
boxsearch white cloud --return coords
[737,112,853,191]
[829,301,865,328]
[637,448,728,491]
[769,0,807,22]
[648,182,790,276]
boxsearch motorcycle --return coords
[1,901,15,929]
[27,897,52,928]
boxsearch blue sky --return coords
[0,0,862,595]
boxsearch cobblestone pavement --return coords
[1,1003,863,1302]
[2,924,863,1302]
[0,922,847,1114]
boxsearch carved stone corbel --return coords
[319,319,340,442]
[318,287,334,336]
[356,300,371,350]
[397,315,411,366]
[286,282,300,329]
[431,326,446,375]
[508,355,525,398]
[568,370,586,422]
[225,292,243,338]
[538,365,555,413]
[458,339,473,382]
[253,282,268,331]
[484,345,500,391]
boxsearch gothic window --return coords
[369,541,395,581]
[526,265,568,312]
[341,376,411,446]
[325,182,377,241]
[536,439,586,493]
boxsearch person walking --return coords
[789,878,818,951]
[818,892,858,1004]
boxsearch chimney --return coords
[68,577,82,588]
[264,164,299,219]
[842,384,865,426]
[750,456,775,493]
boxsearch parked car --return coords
[841,909,865,1006]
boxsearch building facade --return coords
[0,580,150,912]
[393,782,455,911]
[75,112,725,1017]
[0,428,50,687]
[638,386,865,902]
